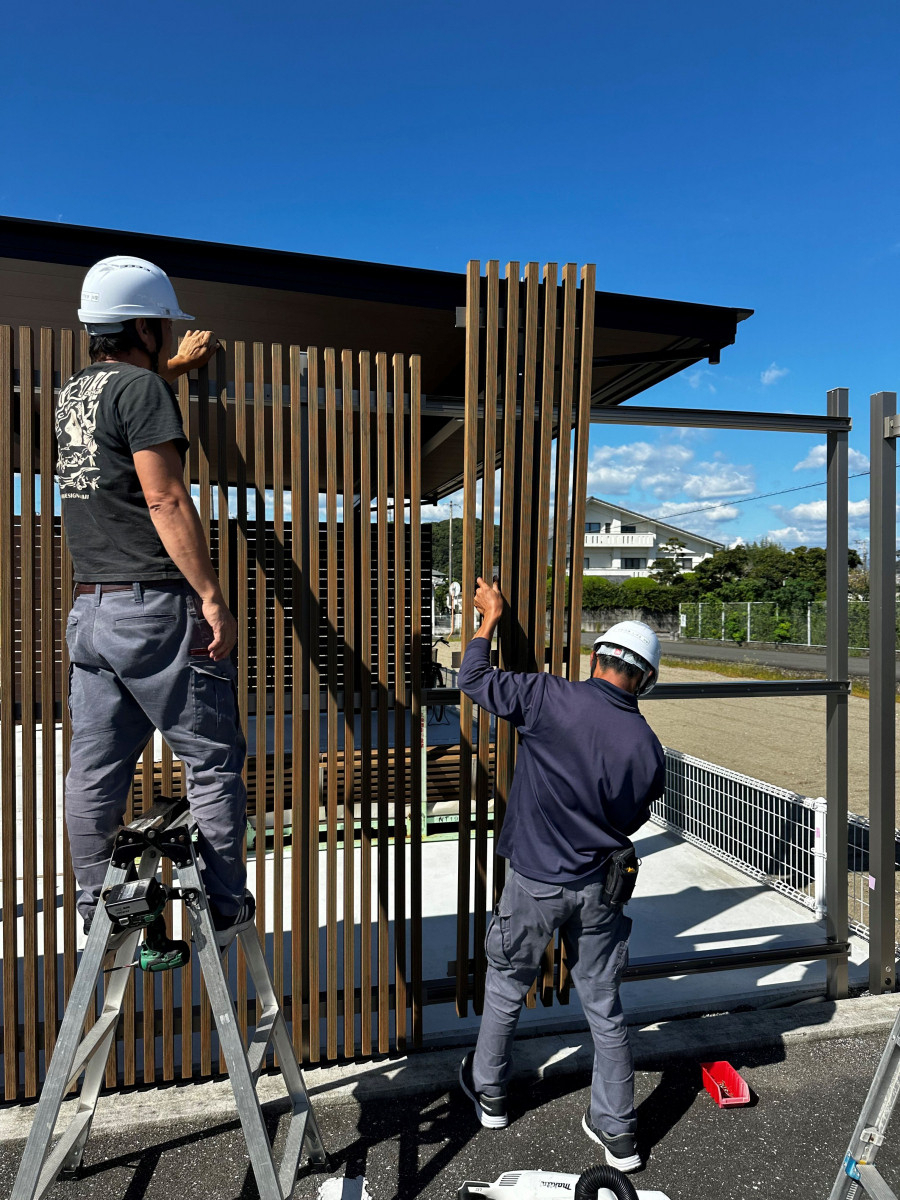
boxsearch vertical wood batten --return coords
[474,263,499,1013]
[18,327,39,1095]
[550,266,577,678]
[516,270,540,1010]
[392,353,408,1051]
[566,266,596,683]
[408,356,423,1046]
[494,265,520,901]
[59,330,76,1013]
[535,265,558,1008]
[456,263,481,1016]
[39,327,59,1072]
[253,341,268,1025]
[324,348,340,1060]
[306,348,321,1063]
[288,346,305,1059]
[0,327,18,1098]
[375,352,391,1052]
[357,352,373,1056]
[233,342,249,1059]
[271,345,286,1049]
[341,351,357,1057]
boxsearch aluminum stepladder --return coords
[10,797,331,1200]
[829,1007,900,1199]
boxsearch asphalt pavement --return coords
[4,997,900,1200]
[645,638,889,680]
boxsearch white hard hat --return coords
[592,620,661,696]
[78,256,194,333]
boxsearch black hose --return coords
[573,1164,640,1200]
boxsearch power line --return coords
[658,467,878,521]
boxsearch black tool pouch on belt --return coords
[603,844,640,908]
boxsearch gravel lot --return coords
[644,663,900,818]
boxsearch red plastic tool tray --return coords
[701,1061,750,1107]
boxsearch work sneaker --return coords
[581,1108,641,1173]
[459,1051,508,1129]
[211,890,256,947]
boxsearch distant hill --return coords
[428,518,499,582]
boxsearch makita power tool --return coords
[458,1168,671,1200]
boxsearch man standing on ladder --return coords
[457,577,664,1174]
[58,255,254,964]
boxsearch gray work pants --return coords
[472,866,635,1135]
[64,581,248,922]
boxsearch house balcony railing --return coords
[584,532,656,548]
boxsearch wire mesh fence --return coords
[654,749,827,915]
[678,600,885,650]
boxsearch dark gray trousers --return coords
[472,866,635,1135]
[64,582,248,922]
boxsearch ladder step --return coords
[66,1012,120,1092]
[35,1111,93,1200]
[278,1107,309,1198]
[246,1004,280,1083]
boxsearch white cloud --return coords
[761,363,789,386]
[774,498,869,525]
[682,463,754,499]
[705,505,741,522]
[766,525,808,547]
[793,443,870,472]
[687,369,716,394]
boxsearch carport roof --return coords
[0,215,752,499]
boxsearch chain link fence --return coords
[678,600,891,651]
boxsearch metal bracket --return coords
[884,414,900,439]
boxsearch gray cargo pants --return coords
[472,865,635,1135]
[64,581,248,923]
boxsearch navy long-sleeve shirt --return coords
[458,638,665,885]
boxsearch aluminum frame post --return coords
[869,391,898,994]
[826,387,850,1000]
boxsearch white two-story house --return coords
[554,497,723,580]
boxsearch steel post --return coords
[869,392,897,994]
[826,387,850,1000]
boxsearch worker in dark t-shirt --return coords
[58,256,253,966]
[457,577,664,1175]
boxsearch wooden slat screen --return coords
[455,263,596,1014]
[0,329,426,1097]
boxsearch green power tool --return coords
[102,878,193,972]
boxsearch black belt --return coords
[74,581,177,597]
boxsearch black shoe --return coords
[211,890,256,947]
[581,1108,641,1173]
[459,1051,508,1129]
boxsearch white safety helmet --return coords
[78,256,194,334]
[592,620,661,696]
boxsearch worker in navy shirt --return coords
[457,577,664,1174]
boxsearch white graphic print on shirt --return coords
[55,369,117,496]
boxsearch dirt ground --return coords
[642,663,899,818]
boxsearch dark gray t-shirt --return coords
[55,362,189,582]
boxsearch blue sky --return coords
[3,1,898,554]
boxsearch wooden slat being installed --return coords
[459,262,599,1015]
[324,347,340,1060]
[270,342,286,1065]
[393,353,408,1051]
[473,262,499,1014]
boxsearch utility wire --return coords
[659,467,881,521]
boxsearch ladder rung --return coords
[35,1110,93,1200]
[278,1106,309,1198]
[66,1012,120,1091]
[246,1005,280,1083]
[855,1162,896,1200]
